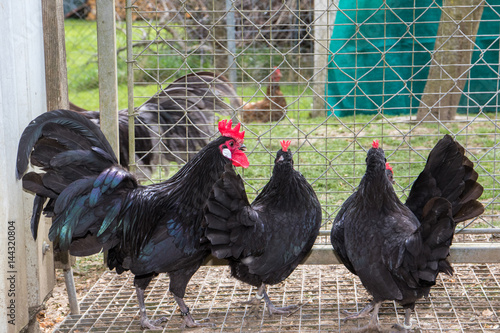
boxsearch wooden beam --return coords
[312,0,338,117]
[204,243,500,266]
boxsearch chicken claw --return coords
[140,316,168,330]
[180,314,214,329]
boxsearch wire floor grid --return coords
[54,265,500,332]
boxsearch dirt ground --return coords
[37,254,107,332]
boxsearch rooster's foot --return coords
[140,316,168,330]
[180,313,214,328]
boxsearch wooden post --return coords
[312,0,339,117]
[96,0,120,160]
[41,0,80,316]
[416,1,484,121]
[42,0,69,111]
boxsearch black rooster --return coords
[71,72,241,178]
[204,140,322,315]
[331,136,484,331]
[16,111,248,329]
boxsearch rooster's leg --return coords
[134,276,168,330]
[172,294,212,328]
[169,267,213,328]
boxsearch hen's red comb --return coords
[386,162,393,173]
[218,119,245,143]
[372,139,380,149]
[280,140,291,152]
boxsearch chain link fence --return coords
[64,0,499,241]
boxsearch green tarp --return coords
[326,1,500,117]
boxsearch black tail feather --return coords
[17,109,117,179]
[30,195,47,240]
[405,135,484,224]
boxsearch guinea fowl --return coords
[204,140,322,315]
[16,111,248,329]
[331,136,484,331]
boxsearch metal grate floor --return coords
[54,264,500,332]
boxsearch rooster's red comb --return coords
[386,162,393,173]
[218,119,245,143]
[372,139,380,149]
[280,140,291,152]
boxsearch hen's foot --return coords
[140,316,168,330]
[391,322,421,333]
[342,303,374,321]
[241,297,261,306]
[266,303,299,316]
[240,297,263,316]
[342,302,382,332]
[349,323,382,333]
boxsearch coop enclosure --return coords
[64,0,500,250]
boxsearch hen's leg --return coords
[242,284,299,316]
[134,275,168,329]
[262,287,299,315]
[169,267,213,328]
[342,301,374,319]
[342,301,382,332]
[392,308,414,331]
[241,284,266,315]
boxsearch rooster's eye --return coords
[229,141,234,147]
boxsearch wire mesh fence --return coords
[63,0,499,240]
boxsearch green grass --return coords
[65,19,499,228]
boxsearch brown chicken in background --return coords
[240,67,287,122]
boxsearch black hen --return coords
[331,136,484,331]
[205,140,322,315]
[71,72,241,178]
[16,110,248,329]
